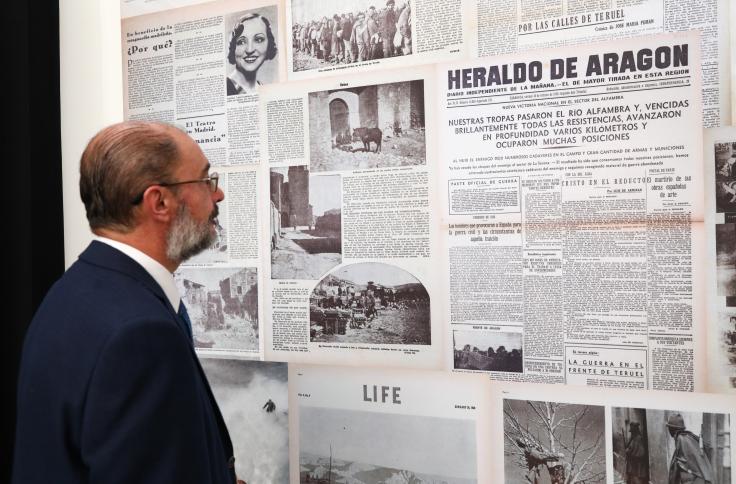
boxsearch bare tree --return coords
[504,399,606,484]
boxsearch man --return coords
[396,1,411,55]
[13,122,242,484]
[666,414,714,484]
[352,12,370,62]
[341,13,353,63]
[378,0,397,58]
[624,422,648,484]
[366,6,379,60]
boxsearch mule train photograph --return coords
[299,406,476,484]
[309,262,430,345]
[611,407,731,484]
[308,79,426,172]
[504,399,606,484]
[270,166,342,280]
[174,266,259,351]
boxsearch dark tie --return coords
[177,301,193,343]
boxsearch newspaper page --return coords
[122,0,287,358]
[289,364,493,483]
[260,65,443,369]
[705,126,736,394]
[469,0,732,128]
[440,31,706,391]
[490,381,736,484]
[201,359,289,483]
[285,0,471,81]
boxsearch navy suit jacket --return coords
[13,241,235,484]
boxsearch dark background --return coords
[4,3,65,481]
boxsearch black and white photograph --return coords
[174,267,258,351]
[611,407,731,484]
[715,223,736,297]
[453,330,523,373]
[309,262,430,345]
[201,359,288,484]
[714,141,736,213]
[719,312,736,389]
[270,166,342,280]
[291,0,413,73]
[225,6,279,96]
[504,399,606,484]
[308,79,426,172]
[299,406,476,484]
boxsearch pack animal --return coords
[353,127,382,153]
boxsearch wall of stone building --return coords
[357,85,378,128]
[309,91,332,148]
[410,79,425,127]
[270,171,284,208]
[377,81,411,132]
[288,165,311,225]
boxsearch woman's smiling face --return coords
[234,18,268,74]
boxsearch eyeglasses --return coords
[131,172,219,205]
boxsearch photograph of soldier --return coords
[453,330,523,373]
[612,407,731,484]
[299,406,475,484]
[201,359,288,483]
[714,141,736,212]
[224,6,279,95]
[270,167,342,280]
[174,266,259,351]
[308,79,426,172]
[504,399,606,484]
[291,0,413,73]
[611,407,651,484]
[309,262,430,345]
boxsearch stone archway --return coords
[327,91,360,142]
[329,99,349,139]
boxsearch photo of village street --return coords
[270,167,342,280]
[175,266,259,351]
[309,262,430,345]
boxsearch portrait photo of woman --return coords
[226,8,278,95]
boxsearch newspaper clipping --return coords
[260,65,442,369]
[285,0,470,81]
[289,364,492,483]
[121,0,287,358]
[490,382,735,484]
[471,0,731,128]
[440,31,706,391]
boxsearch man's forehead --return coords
[172,129,209,174]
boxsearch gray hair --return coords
[79,121,184,232]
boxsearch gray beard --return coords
[166,203,217,264]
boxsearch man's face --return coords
[165,130,224,263]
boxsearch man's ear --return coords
[141,186,176,222]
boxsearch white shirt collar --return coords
[95,236,181,310]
